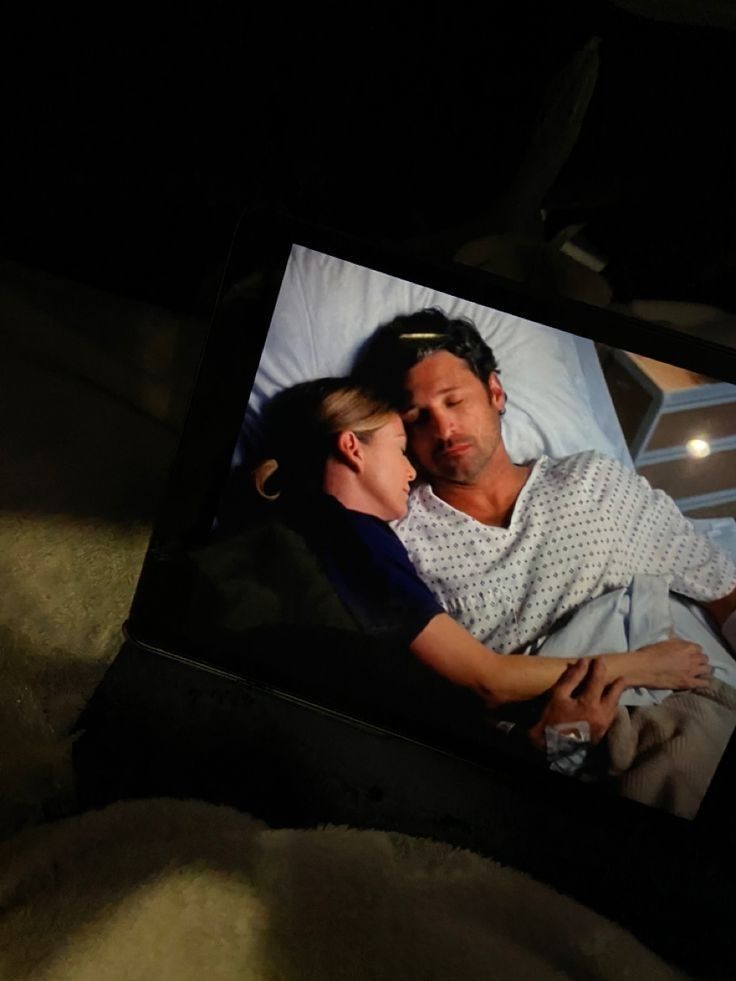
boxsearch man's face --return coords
[401,351,506,485]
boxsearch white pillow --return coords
[244,245,631,468]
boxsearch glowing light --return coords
[686,438,711,459]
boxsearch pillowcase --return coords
[243,245,631,468]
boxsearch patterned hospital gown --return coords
[393,451,736,654]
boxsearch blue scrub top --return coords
[295,493,444,646]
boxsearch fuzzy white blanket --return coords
[0,798,684,981]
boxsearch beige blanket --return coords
[0,798,685,981]
[608,680,736,820]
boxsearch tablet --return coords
[124,206,736,857]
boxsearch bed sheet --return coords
[537,572,736,708]
[536,521,736,707]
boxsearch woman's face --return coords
[359,414,416,521]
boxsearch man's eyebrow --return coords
[402,386,461,421]
[405,385,463,406]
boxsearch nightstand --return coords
[603,349,736,519]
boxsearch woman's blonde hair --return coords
[252,378,395,500]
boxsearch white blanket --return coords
[536,574,736,708]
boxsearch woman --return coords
[253,378,710,710]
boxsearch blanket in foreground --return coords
[0,798,683,981]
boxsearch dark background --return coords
[5,10,736,975]
[4,1,736,317]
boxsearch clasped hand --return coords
[528,658,625,752]
[529,638,712,753]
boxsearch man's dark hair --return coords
[352,308,500,410]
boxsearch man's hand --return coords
[528,657,626,753]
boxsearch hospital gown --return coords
[393,451,736,656]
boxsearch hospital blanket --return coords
[537,575,736,819]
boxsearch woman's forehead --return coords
[382,413,406,437]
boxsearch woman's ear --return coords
[335,430,365,472]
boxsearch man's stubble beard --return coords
[428,421,504,487]
[426,437,496,486]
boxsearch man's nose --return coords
[431,408,455,441]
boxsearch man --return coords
[353,309,736,813]
[353,308,736,659]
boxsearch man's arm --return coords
[706,585,736,627]
[707,585,736,651]
[410,612,711,709]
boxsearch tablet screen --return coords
[127,215,736,826]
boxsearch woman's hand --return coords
[630,637,712,690]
